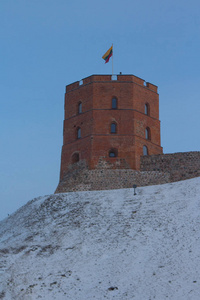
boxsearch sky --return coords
[1,0,200,220]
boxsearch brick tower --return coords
[56,74,163,193]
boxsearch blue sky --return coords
[1,0,200,220]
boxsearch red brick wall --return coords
[59,74,163,180]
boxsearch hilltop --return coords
[0,177,200,299]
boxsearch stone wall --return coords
[55,151,200,194]
[55,160,170,193]
[141,151,200,182]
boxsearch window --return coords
[109,151,116,157]
[145,103,150,116]
[72,152,79,163]
[77,127,81,139]
[143,145,148,156]
[109,149,118,157]
[111,122,117,133]
[145,127,151,140]
[78,102,82,114]
[112,97,117,109]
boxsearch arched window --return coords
[78,102,82,114]
[145,103,150,116]
[72,152,79,164]
[111,97,117,109]
[143,145,148,156]
[111,122,117,133]
[109,149,118,158]
[145,127,151,140]
[77,127,81,139]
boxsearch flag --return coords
[102,46,113,63]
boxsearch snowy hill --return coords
[0,177,200,300]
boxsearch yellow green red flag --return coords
[102,46,113,63]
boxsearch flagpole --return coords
[112,43,114,77]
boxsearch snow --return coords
[0,177,200,299]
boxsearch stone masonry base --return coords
[55,151,200,194]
